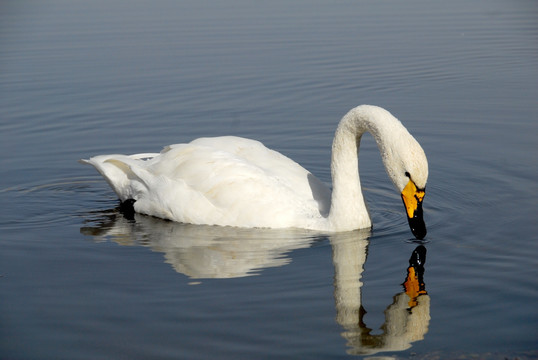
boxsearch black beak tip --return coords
[409,217,427,240]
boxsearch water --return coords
[1,0,537,359]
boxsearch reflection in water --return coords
[81,209,316,278]
[332,236,430,355]
[81,208,429,355]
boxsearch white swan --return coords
[81,105,428,238]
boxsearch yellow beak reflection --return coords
[401,179,427,239]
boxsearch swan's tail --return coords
[79,153,158,201]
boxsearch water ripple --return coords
[0,176,114,231]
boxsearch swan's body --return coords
[81,105,428,237]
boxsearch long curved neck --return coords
[328,105,394,231]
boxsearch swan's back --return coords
[82,136,331,229]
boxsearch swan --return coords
[80,105,428,238]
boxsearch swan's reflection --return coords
[81,208,429,355]
[81,209,316,278]
[332,235,430,355]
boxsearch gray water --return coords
[1,1,537,359]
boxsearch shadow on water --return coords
[82,207,430,356]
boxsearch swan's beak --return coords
[401,180,427,239]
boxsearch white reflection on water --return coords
[82,210,315,278]
[82,209,430,356]
[332,235,430,355]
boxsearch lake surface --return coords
[1,1,537,359]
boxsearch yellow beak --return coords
[401,179,427,239]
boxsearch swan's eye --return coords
[405,171,411,178]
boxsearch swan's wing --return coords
[187,136,331,206]
[82,136,331,228]
[142,137,330,227]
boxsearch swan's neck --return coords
[328,105,397,231]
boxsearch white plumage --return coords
[81,105,428,233]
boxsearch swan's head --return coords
[382,126,428,239]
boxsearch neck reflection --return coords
[331,234,430,356]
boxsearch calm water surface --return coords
[1,1,537,359]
